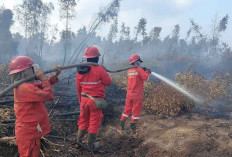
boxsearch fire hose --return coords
[0,62,134,98]
[0,63,204,104]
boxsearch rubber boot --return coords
[120,120,126,130]
[130,122,137,134]
[77,129,87,143]
[88,133,100,152]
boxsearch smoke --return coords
[1,1,232,119]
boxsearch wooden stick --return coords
[53,111,80,116]
[45,135,92,152]
[41,137,64,147]
[0,100,14,105]
[2,119,15,123]
[0,136,16,145]
[0,123,15,126]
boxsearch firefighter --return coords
[120,54,151,134]
[9,56,60,157]
[76,46,111,151]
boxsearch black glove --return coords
[142,67,147,71]
[142,67,151,73]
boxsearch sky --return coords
[0,0,232,45]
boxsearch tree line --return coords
[0,0,231,77]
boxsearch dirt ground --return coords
[135,112,232,157]
[1,77,232,156]
[2,104,232,157]
[43,106,232,157]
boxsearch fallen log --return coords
[53,111,80,116]
[54,94,77,97]
[0,100,14,105]
[3,94,13,97]
[0,123,15,126]
[53,111,112,117]
[0,136,16,145]
[47,103,78,107]
[1,111,112,124]
[2,119,15,123]
[0,104,13,108]
[53,119,76,122]
[41,136,64,147]
[1,118,76,123]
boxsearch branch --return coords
[53,111,80,116]
[0,136,16,145]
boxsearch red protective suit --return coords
[76,65,111,133]
[14,76,58,157]
[17,138,40,157]
[121,67,149,122]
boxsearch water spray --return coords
[151,72,204,104]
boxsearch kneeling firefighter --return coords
[76,46,111,151]
[120,54,151,134]
[9,56,60,157]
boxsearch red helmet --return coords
[9,56,34,75]
[83,46,101,58]
[129,54,143,64]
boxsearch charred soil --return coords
[1,74,232,156]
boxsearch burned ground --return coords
[1,73,232,157]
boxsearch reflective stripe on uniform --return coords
[80,80,101,85]
[122,113,129,117]
[127,72,138,76]
[37,123,42,133]
[132,116,140,120]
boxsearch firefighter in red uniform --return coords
[9,56,60,157]
[76,46,111,151]
[120,54,151,134]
